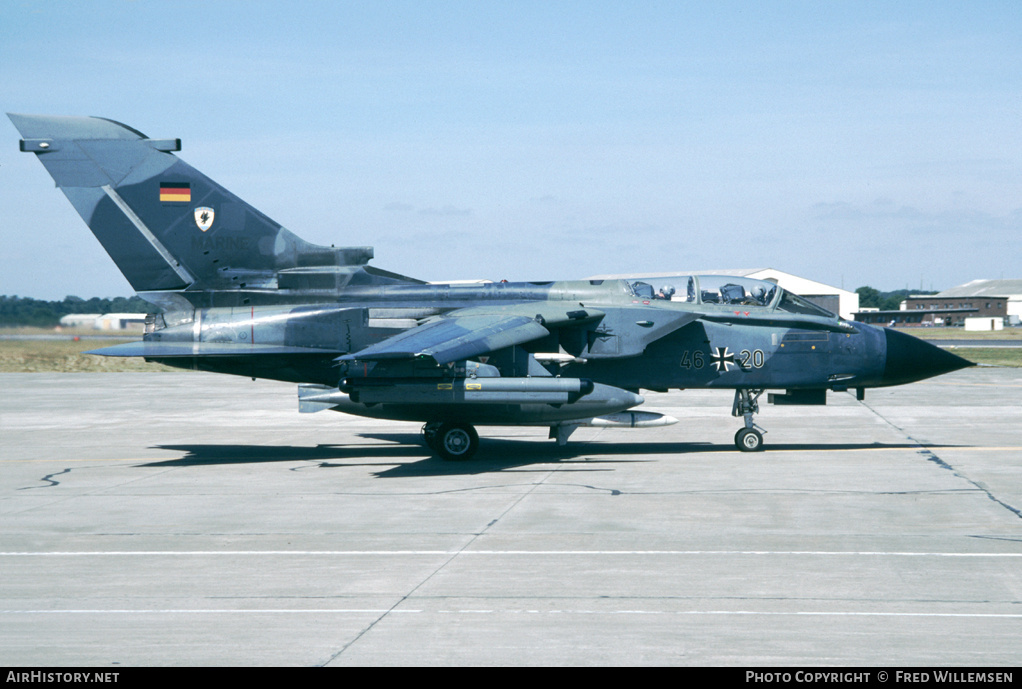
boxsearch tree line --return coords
[855,287,937,312]
[0,295,151,328]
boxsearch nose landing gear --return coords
[735,426,764,452]
[732,389,766,452]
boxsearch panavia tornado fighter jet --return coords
[10,114,973,459]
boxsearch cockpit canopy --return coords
[628,275,836,318]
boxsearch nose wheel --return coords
[735,427,764,452]
[732,389,766,452]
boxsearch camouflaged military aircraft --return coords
[10,114,973,459]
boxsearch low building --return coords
[965,317,1003,331]
[853,306,980,327]
[95,313,147,330]
[58,314,103,328]
[934,279,1022,325]
[57,313,147,330]
[853,279,1018,327]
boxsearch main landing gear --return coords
[732,389,765,452]
[422,422,480,461]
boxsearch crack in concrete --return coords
[860,401,1021,521]
[19,468,70,490]
[319,465,561,666]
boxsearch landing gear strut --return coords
[421,422,442,451]
[731,389,765,452]
[422,422,479,461]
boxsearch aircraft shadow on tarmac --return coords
[147,436,641,476]
[145,436,956,478]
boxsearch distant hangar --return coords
[854,279,1022,327]
[58,313,147,330]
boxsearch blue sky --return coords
[3,1,1021,299]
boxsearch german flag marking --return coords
[159,182,191,203]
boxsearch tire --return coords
[436,423,479,461]
[735,427,764,452]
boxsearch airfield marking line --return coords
[922,381,1022,388]
[2,550,1020,557]
[0,609,418,614]
[3,458,154,463]
[3,445,1022,465]
[760,446,1022,454]
[433,611,1022,619]
[2,609,1021,619]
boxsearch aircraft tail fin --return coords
[9,113,372,294]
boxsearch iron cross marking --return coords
[711,346,735,372]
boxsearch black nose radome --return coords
[882,328,974,386]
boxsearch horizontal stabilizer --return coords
[87,341,342,358]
